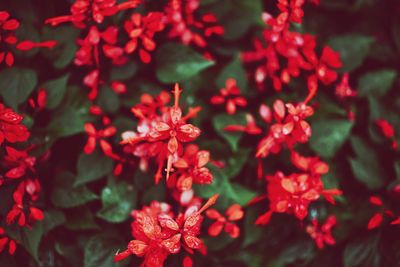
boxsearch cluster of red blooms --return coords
[367,196,400,230]
[114,195,219,267]
[0,11,56,66]
[306,215,337,249]
[164,0,224,50]
[255,151,341,225]
[121,84,210,190]
[0,103,44,255]
[210,78,247,115]
[206,204,244,238]
[374,119,398,150]
[241,0,341,95]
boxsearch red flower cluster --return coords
[164,0,224,49]
[45,0,142,27]
[241,1,341,93]
[206,204,244,238]
[124,12,164,63]
[0,103,44,231]
[0,11,56,66]
[306,215,337,249]
[121,84,204,185]
[255,151,341,224]
[210,78,247,115]
[256,99,314,158]
[114,195,219,267]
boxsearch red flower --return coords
[164,0,224,48]
[84,122,120,160]
[210,78,247,115]
[169,144,213,191]
[6,179,43,227]
[256,100,314,158]
[335,73,357,98]
[0,104,30,145]
[114,195,218,267]
[121,84,201,184]
[306,215,337,249]
[0,227,17,255]
[124,12,165,63]
[3,146,36,179]
[367,213,383,230]
[45,0,142,28]
[0,11,19,66]
[206,204,244,238]
[224,113,262,135]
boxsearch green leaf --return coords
[75,151,114,186]
[84,234,123,267]
[216,56,248,92]
[343,233,380,267]
[42,26,79,69]
[97,86,120,113]
[47,106,86,137]
[8,222,44,262]
[0,68,38,109]
[194,165,256,209]
[42,210,66,234]
[43,74,70,109]
[97,182,137,223]
[328,35,374,72]
[213,112,247,151]
[51,172,98,208]
[110,61,138,80]
[156,43,215,83]
[349,136,385,189]
[219,0,263,40]
[358,69,396,97]
[65,206,100,230]
[224,148,251,178]
[310,119,354,158]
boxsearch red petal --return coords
[367,213,383,230]
[208,221,224,236]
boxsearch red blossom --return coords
[45,0,142,28]
[0,103,30,145]
[164,0,224,49]
[306,215,337,249]
[335,73,357,98]
[3,146,36,179]
[84,122,118,158]
[210,78,247,115]
[114,195,218,267]
[168,144,213,191]
[124,12,165,63]
[375,119,398,149]
[121,84,201,184]
[206,204,244,238]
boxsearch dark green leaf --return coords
[42,26,79,69]
[84,235,123,267]
[156,43,215,83]
[97,86,120,113]
[65,206,100,230]
[42,210,66,233]
[51,172,98,208]
[8,222,43,262]
[343,233,380,267]
[0,68,37,109]
[358,69,396,97]
[43,74,70,109]
[97,182,137,223]
[75,151,114,186]
[213,112,247,151]
[310,119,354,158]
[47,106,86,137]
[110,61,138,80]
[328,35,374,72]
